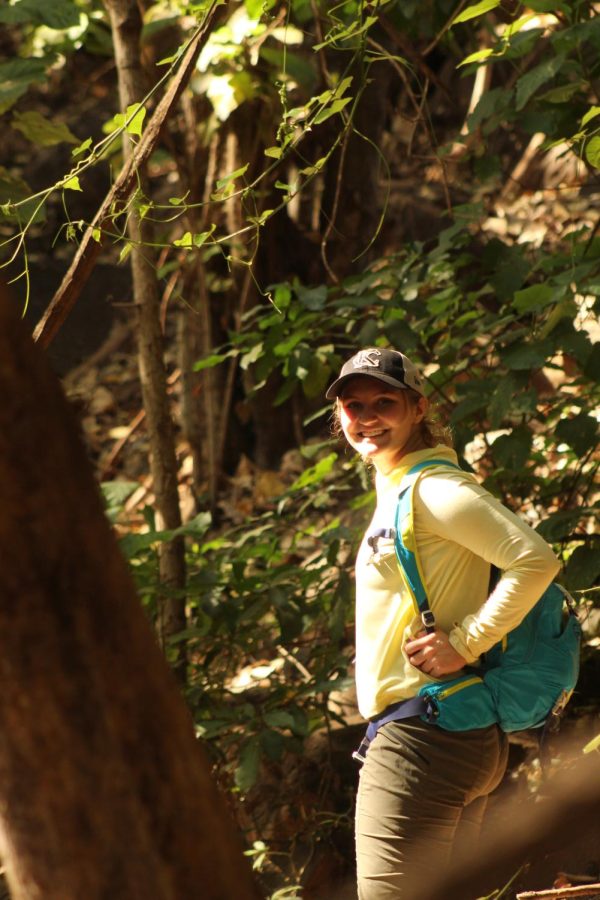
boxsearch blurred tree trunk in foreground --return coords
[0,285,260,899]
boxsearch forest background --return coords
[0,0,599,897]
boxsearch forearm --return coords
[417,474,561,663]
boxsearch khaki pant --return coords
[355,719,508,899]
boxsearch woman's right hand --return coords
[405,629,467,678]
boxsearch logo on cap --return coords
[352,349,381,369]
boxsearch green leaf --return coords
[502,339,552,370]
[119,528,176,557]
[515,55,566,111]
[503,14,537,39]
[538,82,584,104]
[582,106,600,127]
[212,163,249,201]
[487,244,529,301]
[63,175,82,191]
[525,0,569,12]
[536,510,581,543]
[24,0,81,30]
[173,225,215,248]
[0,58,47,114]
[583,733,600,755]
[584,135,600,169]
[490,428,532,470]
[458,48,494,68]
[0,0,80,28]
[101,480,139,512]
[193,351,234,372]
[513,284,556,313]
[487,374,519,427]
[118,103,146,137]
[12,110,79,147]
[296,284,327,310]
[313,15,377,50]
[216,164,249,190]
[240,343,264,370]
[564,546,600,593]
[0,167,45,224]
[555,413,599,457]
[453,0,500,25]
[248,209,274,227]
[313,96,352,125]
[118,243,132,264]
[235,739,260,793]
[72,137,92,157]
[264,146,282,159]
[259,46,317,93]
[260,729,284,761]
[263,710,296,730]
[289,453,337,491]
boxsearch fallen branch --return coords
[517,885,600,899]
[33,20,213,349]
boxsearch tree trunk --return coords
[104,0,187,674]
[0,284,261,900]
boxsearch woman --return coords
[326,347,560,899]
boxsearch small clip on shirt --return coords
[367,528,396,561]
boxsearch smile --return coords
[359,430,386,438]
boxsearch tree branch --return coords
[33,21,213,349]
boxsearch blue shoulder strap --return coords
[394,459,462,619]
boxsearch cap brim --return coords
[325,371,411,400]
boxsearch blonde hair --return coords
[331,388,453,449]
[404,390,454,448]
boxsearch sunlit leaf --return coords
[313,96,352,124]
[453,0,501,25]
[458,48,494,68]
[584,135,600,169]
[72,137,92,157]
[582,106,600,127]
[63,175,82,191]
[583,733,600,754]
[193,352,234,372]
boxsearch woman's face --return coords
[338,376,427,474]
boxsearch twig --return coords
[499,132,546,201]
[376,13,451,101]
[516,885,600,899]
[276,645,312,682]
[310,0,331,85]
[100,409,145,480]
[320,118,351,284]
[99,368,180,479]
[423,0,469,56]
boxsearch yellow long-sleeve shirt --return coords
[355,445,560,719]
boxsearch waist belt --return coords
[352,696,430,764]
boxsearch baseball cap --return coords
[325,348,425,399]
